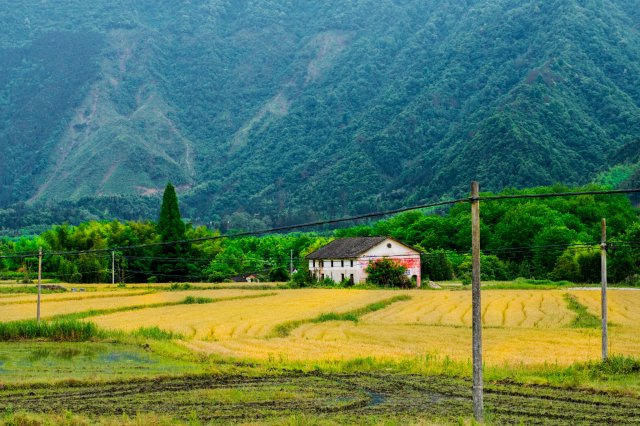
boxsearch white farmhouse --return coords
[306,237,422,287]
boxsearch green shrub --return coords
[365,258,410,288]
[269,267,289,282]
[422,250,454,281]
[169,283,192,291]
[622,274,640,287]
[340,277,354,287]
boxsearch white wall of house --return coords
[308,238,421,287]
[308,258,360,283]
[359,240,421,287]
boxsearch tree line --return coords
[1,184,639,286]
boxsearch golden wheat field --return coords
[0,289,266,321]
[2,286,639,366]
[0,289,151,305]
[571,289,640,326]
[90,289,400,339]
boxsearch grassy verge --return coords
[271,295,411,337]
[0,319,102,341]
[563,293,601,328]
[0,319,184,342]
[0,286,66,295]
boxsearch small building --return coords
[306,237,421,287]
[230,273,259,283]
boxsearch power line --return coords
[1,187,640,259]
[479,188,640,202]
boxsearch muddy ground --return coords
[1,372,638,424]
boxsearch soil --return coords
[1,372,638,424]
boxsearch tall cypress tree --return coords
[155,183,190,281]
[158,182,186,243]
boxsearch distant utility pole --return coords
[290,249,293,277]
[601,218,608,361]
[112,250,115,285]
[37,247,42,325]
[470,181,484,422]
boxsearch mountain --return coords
[1,0,639,230]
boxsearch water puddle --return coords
[100,351,157,364]
[365,390,386,406]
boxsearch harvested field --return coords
[0,289,150,305]
[570,289,640,326]
[361,290,574,327]
[90,289,400,339]
[0,289,269,321]
[1,287,639,366]
[187,323,640,364]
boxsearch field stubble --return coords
[1,288,639,366]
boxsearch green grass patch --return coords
[574,355,640,376]
[0,319,101,341]
[131,326,183,340]
[0,319,182,344]
[271,295,411,337]
[484,278,574,290]
[315,312,359,322]
[183,296,213,304]
[0,341,203,385]
[563,293,601,328]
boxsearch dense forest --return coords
[1,0,640,231]
[1,186,639,286]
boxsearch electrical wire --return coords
[1,186,639,259]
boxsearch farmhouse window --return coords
[320,260,324,267]
[331,260,334,267]
[313,260,316,267]
[350,260,354,267]
[341,260,344,267]
[341,273,345,281]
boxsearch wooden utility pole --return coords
[290,249,293,278]
[112,250,115,285]
[37,247,42,324]
[601,218,608,361]
[470,181,483,422]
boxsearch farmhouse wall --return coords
[308,238,421,287]
[360,240,421,287]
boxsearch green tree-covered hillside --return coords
[0,0,639,229]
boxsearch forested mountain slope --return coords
[0,0,639,229]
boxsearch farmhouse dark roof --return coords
[306,237,389,259]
